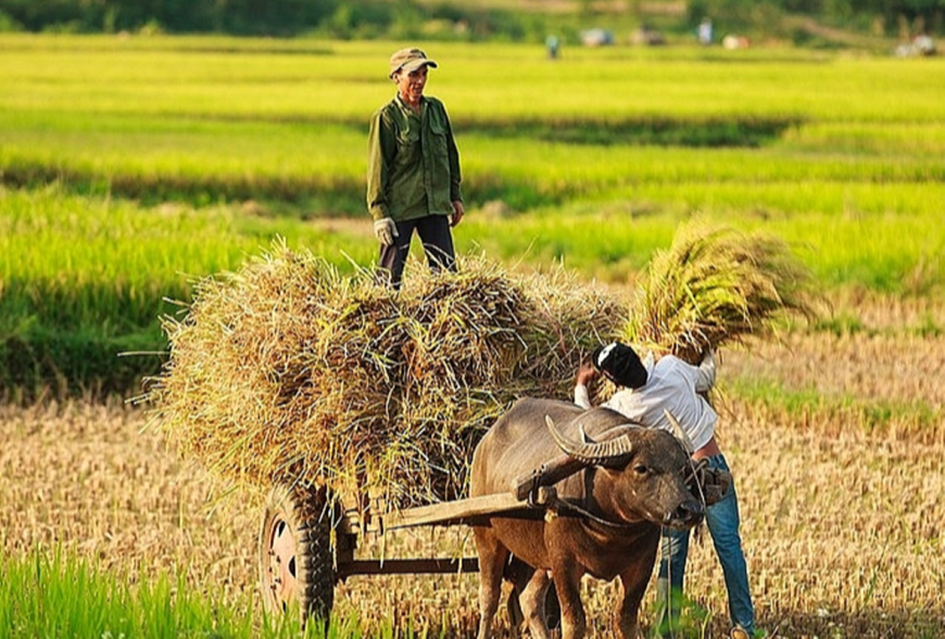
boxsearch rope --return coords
[660,448,710,639]
[548,496,643,530]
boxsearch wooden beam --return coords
[361,487,555,532]
[337,557,479,578]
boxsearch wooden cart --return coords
[259,449,724,627]
[258,477,562,627]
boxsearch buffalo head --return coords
[544,413,704,530]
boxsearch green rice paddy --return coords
[1,34,943,395]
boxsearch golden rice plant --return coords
[622,220,816,363]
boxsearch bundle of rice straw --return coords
[145,241,623,507]
[146,222,813,509]
[621,220,815,364]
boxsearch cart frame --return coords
[258,478,561,626]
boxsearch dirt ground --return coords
[2,297,943,638]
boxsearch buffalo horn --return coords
[663,409,696,454]
[545,415,634,466]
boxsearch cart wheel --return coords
[259,483,337,628]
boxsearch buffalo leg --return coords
[474,527,509,639]
[518,568,553,639]
[550,561,586,639]
[616,541,659,639]
[504,557,533,637]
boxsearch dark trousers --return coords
[378,215,456,289]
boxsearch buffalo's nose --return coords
[665,499,704,528]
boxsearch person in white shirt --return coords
[574,342,759,639]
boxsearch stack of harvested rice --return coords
[622,220,815,364]
[146,223,812,509]
[145,242,622,507]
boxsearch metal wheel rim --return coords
[263,510,299,612]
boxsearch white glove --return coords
[373,218,399,246]
[697,348,717,392]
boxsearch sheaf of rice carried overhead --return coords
[621,221,815,362]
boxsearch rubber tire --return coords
[259,483,336,629]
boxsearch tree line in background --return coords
[0,0,940,41]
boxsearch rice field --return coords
[2,36,944,220]
[2,33,944,638]
[3,297,943,637]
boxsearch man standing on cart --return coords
[366,47,465,290]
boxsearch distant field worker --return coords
[366,47,465,289]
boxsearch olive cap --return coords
[389,47,437,78]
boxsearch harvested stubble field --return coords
[3,296,943,638]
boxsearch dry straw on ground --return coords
[146,223,812,509]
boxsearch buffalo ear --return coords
[578,422,591,444]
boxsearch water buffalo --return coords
[470,398,703,639]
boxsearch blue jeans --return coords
[656,454,755,635]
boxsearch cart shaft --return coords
[337,557,479,578]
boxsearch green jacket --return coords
[366,94,462,222]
